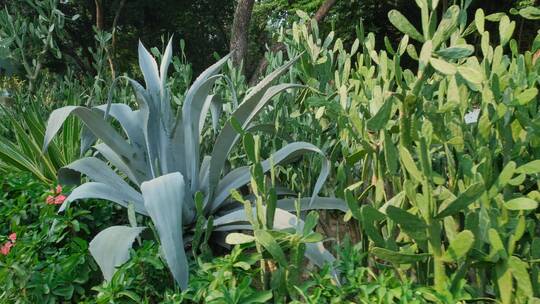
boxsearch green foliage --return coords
[0,173,116,302]
[1,0,540,303]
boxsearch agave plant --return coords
[43,39,346,289]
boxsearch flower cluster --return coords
[0,233,16,255]
[46,185,66,205]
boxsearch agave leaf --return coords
[58,157,145,213]
[209,141,329,212]
[61,182,146,214]
[198,94,217,137]
[141,172,189,290]
[43,106,135,160]
[60,157,135,191]
[94,104,145,150]
[89,225,145,281]
[209,98,223,132]
[138,41,161,93]
[182,55,230,190]
[94,143,146,185]
[207,56,301,202]
[160,38,173,91]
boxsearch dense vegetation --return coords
[1,0,540,303]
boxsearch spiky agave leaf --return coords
[89,226,145,281]
[141,172,189,290]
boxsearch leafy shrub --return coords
[0,173,117,302]
[258,1,540,302]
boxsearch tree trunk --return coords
[313,0,337,22]
[249,0,337,85]
[230,0,255,71]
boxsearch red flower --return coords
[8,233,16,242]
[46,195,55,205]
[46,185,67,206]
[54,195,67,205]
[0,242,13,255]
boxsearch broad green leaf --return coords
[361,205,386,247]
[457,66,483,85]
[419,40,433,72]
[504,197,538,211]
[475,9,485,33]
[430,57,457,75]
[516,160,540,174]
[485,13,505,22]
[141,172,189,290]
[399,146,423,182]
[436,182,484,218]
[226,232,255,245]
[519,6,540,20]
[499,15,515,47]
[489,229,507,260]
[432,5,460,48]
[367,97,394,131]
[89,226,145,281]
[383,130,398,175]
[371,247,430,264]
[386,206,427,240]
[489,161,516,197]
[436,45,474,60]
[516,88,538,105]
[496,263,512,304]
[255,230,287,266]
[509,256,533,296]
[388,10,425,42]
[442,230,474,262]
